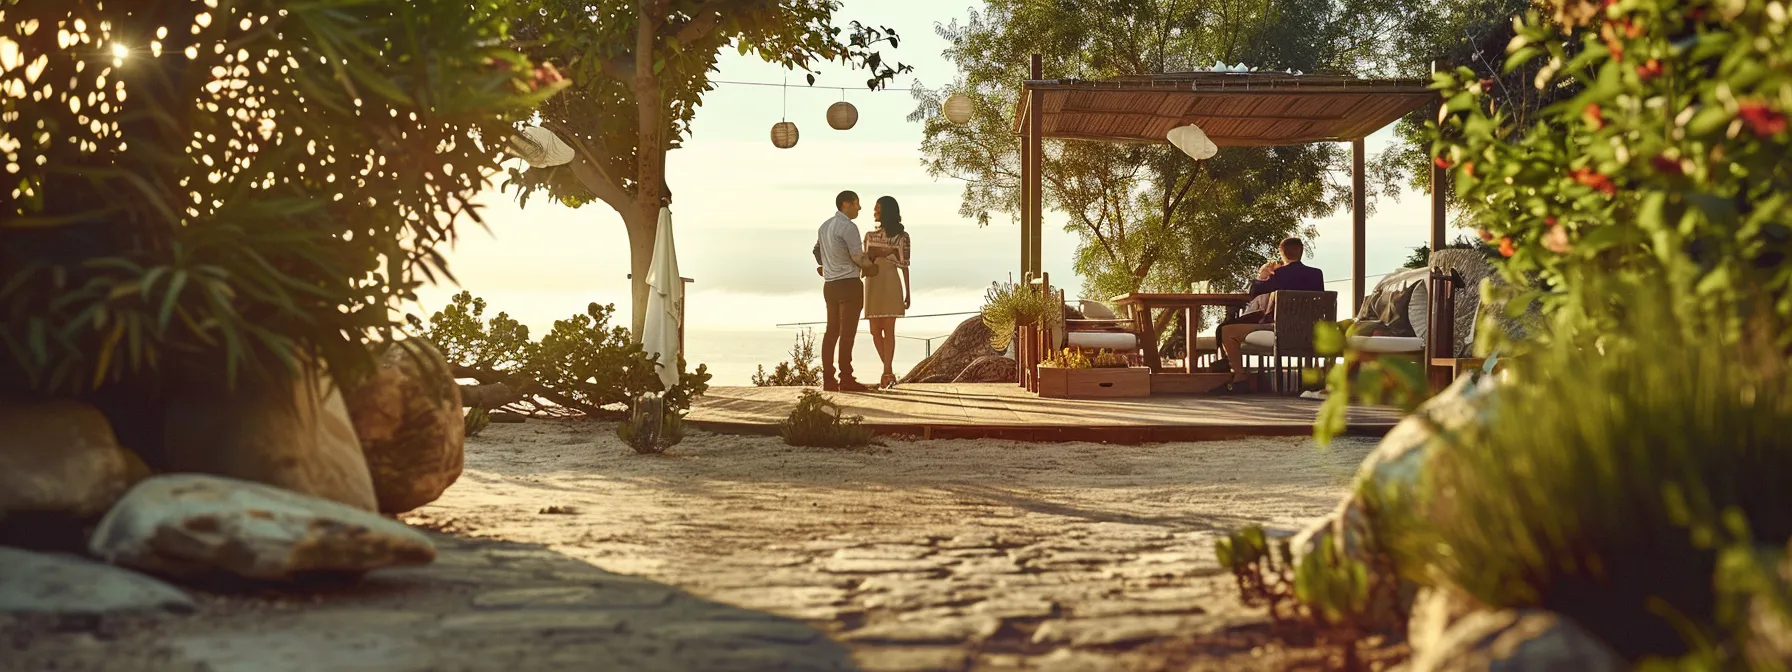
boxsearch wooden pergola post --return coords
[1027,54,1044,278]
[1020,91,1034,279]
[1430,60,1449,254]
[1351,138,1367,315]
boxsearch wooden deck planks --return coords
[686,383,1402,443]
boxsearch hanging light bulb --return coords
[1167,124,1217,160]
[942,93,973,125]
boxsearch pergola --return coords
[1013,55,1445,313]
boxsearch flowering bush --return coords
[1432,0,1792,351]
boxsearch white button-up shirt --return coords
[816,211,863,282]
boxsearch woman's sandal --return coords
[881,373,898,390]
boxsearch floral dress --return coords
[863,228,910,319]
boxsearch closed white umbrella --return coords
[641,206,683,392]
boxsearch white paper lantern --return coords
[506,126,575,168]
[1167,123,1217,161]
[770,121,799,149]
[826,101,858,130]
[942,93,973,125]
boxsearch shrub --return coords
[464,407,493,437]
[1369,293,1792,663]
[0,1,554,396]
[779,390,874,448]
[753,330,822,387]
[617,393,684,454]
[416,291,710,416]
[980,281,1058,351]
[1433,0,1792,353]
[1217,525,1384,667]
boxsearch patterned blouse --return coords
[865,228,911,269]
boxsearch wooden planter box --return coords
[1036,366,1151,399]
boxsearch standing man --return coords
[814,191,880,392]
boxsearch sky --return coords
[414,0,1444,353]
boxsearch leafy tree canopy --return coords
[503,0,910,338]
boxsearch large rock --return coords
[89,474,436,582]
[342,339,465,513]
[1410,609,1624,672]
[162,366,378,511]
[0,399,149,523]
[1410,584,1487,657]
[0,546,192,614]
[953,356,1017,384]
[1290,375,1495,631]
[901,317,1001,384]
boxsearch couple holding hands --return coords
[812,191,911,392]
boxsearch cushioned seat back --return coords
[1270,290,1338,357]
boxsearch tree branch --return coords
[540,120,633,216]
[675,10,724,45]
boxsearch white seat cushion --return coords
[1067,332,1138,350]
[1349,335,1425,353]
[1408,281,1430,342]
[1077,300,1119,320]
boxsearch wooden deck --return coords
[686,383,1404,443]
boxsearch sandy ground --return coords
[408,419,1396,669]
[5,420,1406,671]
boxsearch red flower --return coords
[1479,78,1495,93]
[1434,156,1453,169]
[1571,166,1618,196]
[1478,229,1496,242]
[1607,39,1624,61]
[530,63,564,90]
[1462,161,1476,178]
[1623,19,1645,39]
[1499,237,1516,257]
[1739,100,1788,137]
[1584,103,1605,130]
[1651,154,1684,175]
[1637,59,1663,80]
[1545,216,1559,227]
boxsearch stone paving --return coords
[4,420,1395,670]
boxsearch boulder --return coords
[0,399,150,524]
[900,317,1001,384]
[161,366,378,511]
[1410,584,1487,657]
[342,340,465,513]
[0,546,192,614]
[89,474,436,582]
[953,356,1017,384]
[1290,375,1495,631]
[1410,609,1623,672]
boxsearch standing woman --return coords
[863,196,912,389]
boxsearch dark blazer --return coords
[1247,261,1325,298]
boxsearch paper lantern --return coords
[1167,124,1217,161]
[826,101,858,130]
[770,121,799,149]
[506,126,574,168]
[942,93,973,125]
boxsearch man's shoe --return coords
[838,378,871,392]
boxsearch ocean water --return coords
[686,326,948,386]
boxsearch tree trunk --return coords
[627,0,670,344]
[624,209,655,341]
[460,382,520,409]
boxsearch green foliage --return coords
[1432,0,1792,351]
[416,291,710,416]
[1089,349,1129,368]
[1293,539,1373,629]
[1216,526,1301,621]
[1368,297,1792,662]
[1311,320,1432,445]
[753,329,822,387]
[779,389,874,448]
[616,393,684,454]
[980,281,1057,351]
[464,407,492,437]
[1,0,554,395]
[1040,347,1091,369]
[910,0,1426,300]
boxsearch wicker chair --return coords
[1240,290,1338,395]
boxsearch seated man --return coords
[1215,237,1325,392]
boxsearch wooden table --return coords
[1111,292,1255,373]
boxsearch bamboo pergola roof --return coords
[1015,72,1436,146]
